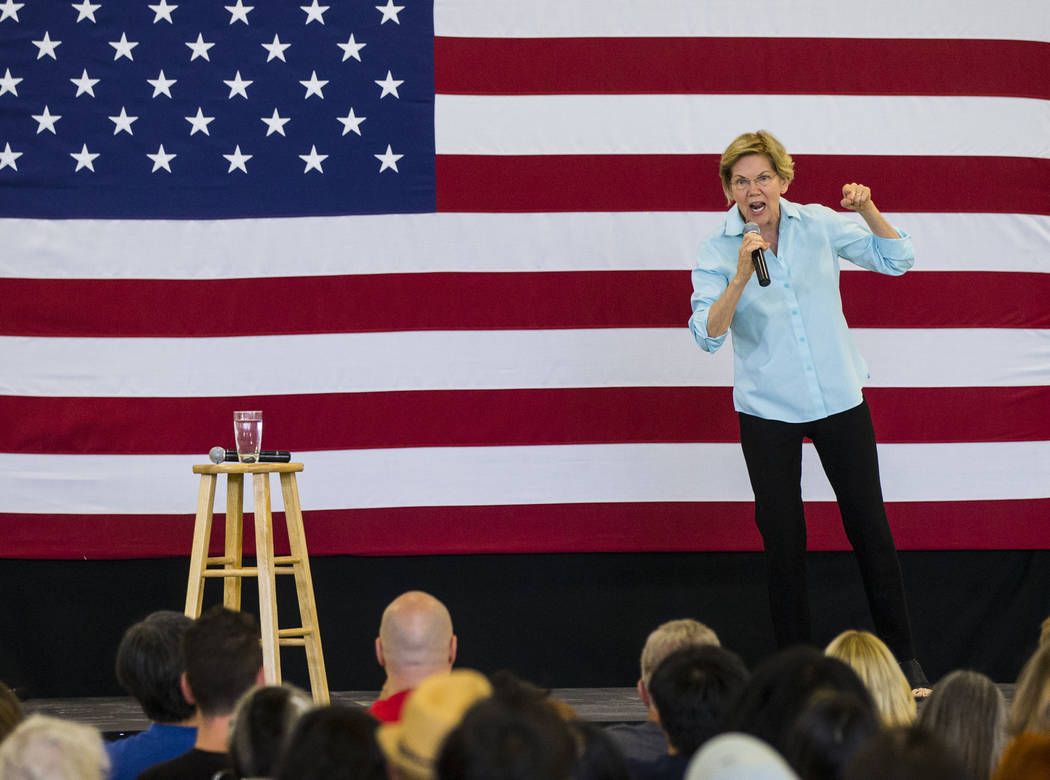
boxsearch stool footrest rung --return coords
[279,627,312,638]
[201,565,297,578]
[273,555,302,565]
[280,638,307,647]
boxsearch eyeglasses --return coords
[731,173,776,191]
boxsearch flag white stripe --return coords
[3,213,1047,279]
[2,440,1047,515]
[435,95,1050,158]
[3,329,1048,397]
[434,0,1050,42]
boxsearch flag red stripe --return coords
[435,37,1050,100]
[435,154,1050,215]
[2,498,1047,559]
[1,386,1046,455]
[3,271,1046,337]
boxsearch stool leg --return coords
[185,474,217,618]
[224,474,244,611]
[253,472,281,685]
[280,472,330,704]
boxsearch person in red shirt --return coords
[369,591,457,723]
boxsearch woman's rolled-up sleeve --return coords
[689,258,730,354]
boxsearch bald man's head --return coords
[376,591,457,692]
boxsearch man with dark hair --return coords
[627,645,749,780]
[136,606,263,780]
[437,696,576,780]
[107,611,199,780]
[607,618,721,762]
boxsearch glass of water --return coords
[233,410,263,463]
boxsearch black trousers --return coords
[738,399,916,661]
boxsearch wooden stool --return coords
[184,462,329,704]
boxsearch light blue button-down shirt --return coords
[689,198,914,423]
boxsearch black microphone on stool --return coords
[743,221,771,287]
[209,447,292,464]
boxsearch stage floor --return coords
[24,687,650,737]
[21,684,1016,740]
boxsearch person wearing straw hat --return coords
[376,669,492,780]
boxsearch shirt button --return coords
[791,309,798,315]
[806,366,813,372]
[799,337,806,342]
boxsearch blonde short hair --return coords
[0,714,109,780]
[639,619,720,688]
[825,630,916,726]
[719,130,795,204]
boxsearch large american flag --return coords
[2,0,1049,558]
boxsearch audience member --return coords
[918,670,1006,780]
[994,732,1050,780]
[136,606,264,780]
[0,713,109,780]
[825,630,916,725]
[488,669,579,721]
[606,619,721,762]
[783,691,878,780]
[627,645,749,780]
[371,591,457,723]
[437,694,576,780]
[1006,643,1050,739]
[843,725,972,780]
[107,611,199,780]
[721,646,874,760]
[569,720,631,780]
[378,668,492,779]
[0,681,24,743]
[276,703,386,780]
[219,684,313,780]
[686,732,799,780]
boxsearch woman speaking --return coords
[688,130,929,692]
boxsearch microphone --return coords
[208,447,292,464]
[743,222,771,287]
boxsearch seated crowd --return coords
[1,598,1049,780]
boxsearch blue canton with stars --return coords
[0,0,435,218]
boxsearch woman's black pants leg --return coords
[738,400,916,661]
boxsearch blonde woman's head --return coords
[825,630,916,726]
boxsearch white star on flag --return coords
[0,141,23,170]
[375,0,403,24]
[337,107,366,136]
[186,33,215,61]
[224,71,252,99]
[70,69,100,97]
[337,34,366,62]
[0,68,24,96]
[71,143,99,172]
[300,71,328,99]
[301,0,328,24]
[149,0,176,23]
[109,106,137,135]
[109,33,139,61]
[185,107,215,136]
[374,143,402,172]
[299,145,327,173]
[262,34,291,62]
[31,105,61,134]
[71,0,101,23]
[225,0,252,24]
[147,144,176,172]
[375,70,403,99]
[223,145,252,173]
[260,108,290,137]
[33,32,62,60]
[148,70,176,98]
[0,0,24,23]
